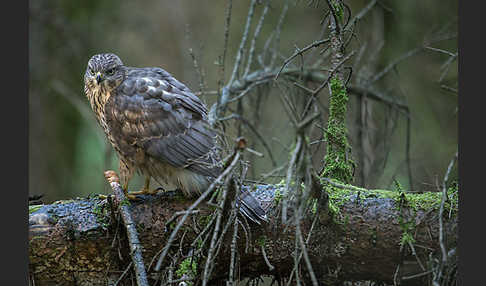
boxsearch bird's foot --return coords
[97,193,137,201]
[127,187,161,196]
[121,187,162,200]
[98,194,108,200]
[124,192,140,201]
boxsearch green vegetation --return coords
[120,198,131,206]
[92,202,110,229]
[321,77,355,184]
[29,205,44,214]
[331,1,344,22]
[256,235,267,247]
[321,178,458,225]
[175,257,197,282]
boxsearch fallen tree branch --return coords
[29,182,457,285]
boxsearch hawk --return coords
[84,53,266,223]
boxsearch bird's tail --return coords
[235,185,270,224]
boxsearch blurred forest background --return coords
[29,0,457,203]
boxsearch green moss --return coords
[311,198,318,214]
[321,77,355,184]
[257,235,266,247]
[92,203,110,229]
[321,179,458,228]
[120,198,131,206]
[29,205,43,214]
[196,238,203,249]
[274,188,283,206]
[175,257,197,282]
[400,231,416,246]
[331,0,344,22]
[198,214,212,228]
[321,183,354,224]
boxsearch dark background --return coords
[29,0,458,203]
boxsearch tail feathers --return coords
[236,187,268,224]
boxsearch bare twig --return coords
[281,135,303,224]
[311,50,356,96]
[219,113,277,167]
[228,0,258,86]
[275,38,330,80]
[228,214,239,283]
[405,116,414,192]
[261,243,275,271]
[113,262,133,286]
[165,210,201,231]
[154,151,242,272]
[270,0,290,67]
[244,1,270,77]
[188,47,206,96]
[202,210,223,285]
[440,85,458,94]
[104,171,149,286]
[435,151,458,283]
[345,0,378,30]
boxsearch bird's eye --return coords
[89,68,95,76]
[106,68,115,76]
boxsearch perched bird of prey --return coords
[84,53,266,223]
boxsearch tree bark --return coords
[29,180,457,285]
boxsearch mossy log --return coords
[29,182,457,285]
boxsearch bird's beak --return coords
[96,72,103,84]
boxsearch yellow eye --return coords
[89,68,95,76]
[106,68,115,76]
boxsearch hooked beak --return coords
[95,72,103,84]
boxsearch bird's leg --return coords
[119,160,138,200]
[123,181,138,200]
[127,175,160,196]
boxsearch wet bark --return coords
[29,184,457,285]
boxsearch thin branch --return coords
[228,0,258,86]
[270,0,290,68]
[275,38,330,80]
[154,151,242,272]
[424,46,457,57]
[202,209,223,285]
[325,0,342,35]
[345,0,378,30]
[104,171,149,286]
[436,151,458,283]
[405,116,414,192]
[219,113,277,167]
[371,47,422,84]
[188,47,206,96]
[228,214,239,283]
[113,262,133,286]
[440,85,458,94]
[311,50,356,96]
[261,243,275,271]
[244,1,270,77]
[281,135,303,224]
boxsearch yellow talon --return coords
[122,175,160,199]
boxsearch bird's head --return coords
[84,53,125,93]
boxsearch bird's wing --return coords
[105,67,221,178]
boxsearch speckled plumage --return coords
[84,53,266,223]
